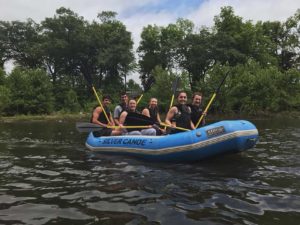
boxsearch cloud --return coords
[0,0,161,22]
[188,0,300,29]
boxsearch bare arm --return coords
[109,114,115,126]
[91,107,107,127]
[113,106,121,125]
[142,108,150,117]
[190,121,195,130]
[165,107,177,126]
[119,111,128,126]
[157,112,162,123]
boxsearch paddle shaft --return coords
[76,122,189,133]
[195,71,230,128]
[92,86,110,124]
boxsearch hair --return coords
[192,92,202,100]
[120,91,127,96]
[149,97,158,102]
[102,95,112,101]
[128,98,137,103]
[176,91,187,98]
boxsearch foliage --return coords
[0,68,5,85]
[0,6,299,115]
[62,89,81,112]
[0,85,10,113]
[6,68,54,115]
[193,61,300,115]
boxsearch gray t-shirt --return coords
[114,105,123,119]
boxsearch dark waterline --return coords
[0,119,299,225]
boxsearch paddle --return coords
[76,122,155,133]
[169,76,180,110]
[164,76,188,131]
[76,122,105,132]
[195,71,230,128]
[136,76,155,105]
[77,112,190,133]
[84,75,111,124]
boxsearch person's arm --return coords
[201,110,206,126]
[189,106,195,130]
[165,107,176,126]
[190,121,195,130]
[113,106,121,125]
[119,111,128,127]
[142,108,150,117]
[91,107,107,127]
[109,114,115,126]
[157,112,162,123]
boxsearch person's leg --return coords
[127,130,142,135]
[141,128,156,136]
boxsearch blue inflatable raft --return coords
[85,120,259,162]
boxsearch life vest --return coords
[189,104,204,128]
[90,106,111,124]
[173,104,192,130]
[146,106,159,123]
[124,109,142,132]
[118,102,129,113]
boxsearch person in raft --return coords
[142,97,165,135]
[113,92,129,126]
[119,99,156,136]
[189,92,206,128]
[165,91,195,134]
[91,95,121,137]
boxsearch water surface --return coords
[0,119,299,225]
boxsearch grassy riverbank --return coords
[0,112,90,122]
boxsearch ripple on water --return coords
[0,195,35,204]
[247,192,300,213]
[0,203,92,225]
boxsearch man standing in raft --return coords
[91,95,121,136]
[165,91,195,134]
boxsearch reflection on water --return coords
[0,119,299,225]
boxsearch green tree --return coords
[0,21,11,68]
[0,85,10,114]
[63,89,81,112]
[6,68,54,115]
[137,25,162,88]
[3,19,43,69]
[261,10,300,70]
[180,28,214,89]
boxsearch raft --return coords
[85,120,259,162]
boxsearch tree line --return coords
[0,6,299,116]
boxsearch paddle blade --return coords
[125,112,155,126]
[172,77,180,94]
[144,76,155,92]
[76,122,104,133]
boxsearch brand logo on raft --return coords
[206,126,225,137]
[102,138,147,146]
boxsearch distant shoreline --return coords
[1,111,299,123]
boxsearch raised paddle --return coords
[136,76,155,105]
[169,76,180,110]
[83,75,111,124]
[195,71,230,128]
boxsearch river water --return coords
[0,118,299,225]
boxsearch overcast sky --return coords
[1,0,299,80]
